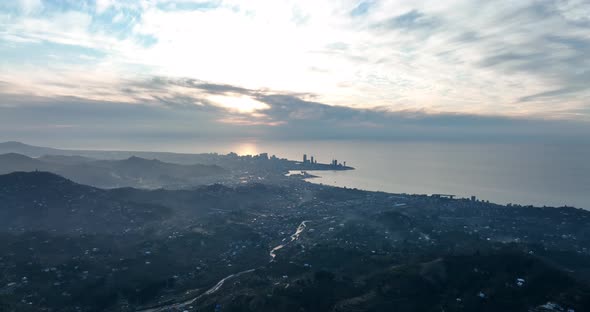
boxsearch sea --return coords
[73,139,590,209]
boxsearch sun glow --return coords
[208,95,269,114]
[233,142,259,156]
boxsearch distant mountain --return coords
[0,142,352,176]
[0,170,76,187]
[38,154,95,165]
[0,141,62,157]
[0,141,217,164]
[0,153,49,172]
[96,156,225,179]
[0,153,227,189]
[0,171,170,233]
[68,156,227,188]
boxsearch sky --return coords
[0,0,589,147]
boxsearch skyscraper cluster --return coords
[303,154,317,164]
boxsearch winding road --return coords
[137,220,310,312]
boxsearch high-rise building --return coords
[310,156,314,164]
[303,154,308,163]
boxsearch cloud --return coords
[95,0,114,14]
[172,79,254,95]
[12,0,43,15]
[518,86,589,103]
[350,1,374,17]
[378,10,439,30]
[2,77,589,147]
[0,0,589,128]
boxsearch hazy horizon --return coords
[1,140,588,209]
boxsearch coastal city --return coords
[0,142,588,311]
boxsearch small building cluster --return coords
[303,154,346,167]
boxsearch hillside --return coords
[0,153,227,189]
[0,172,589,311]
